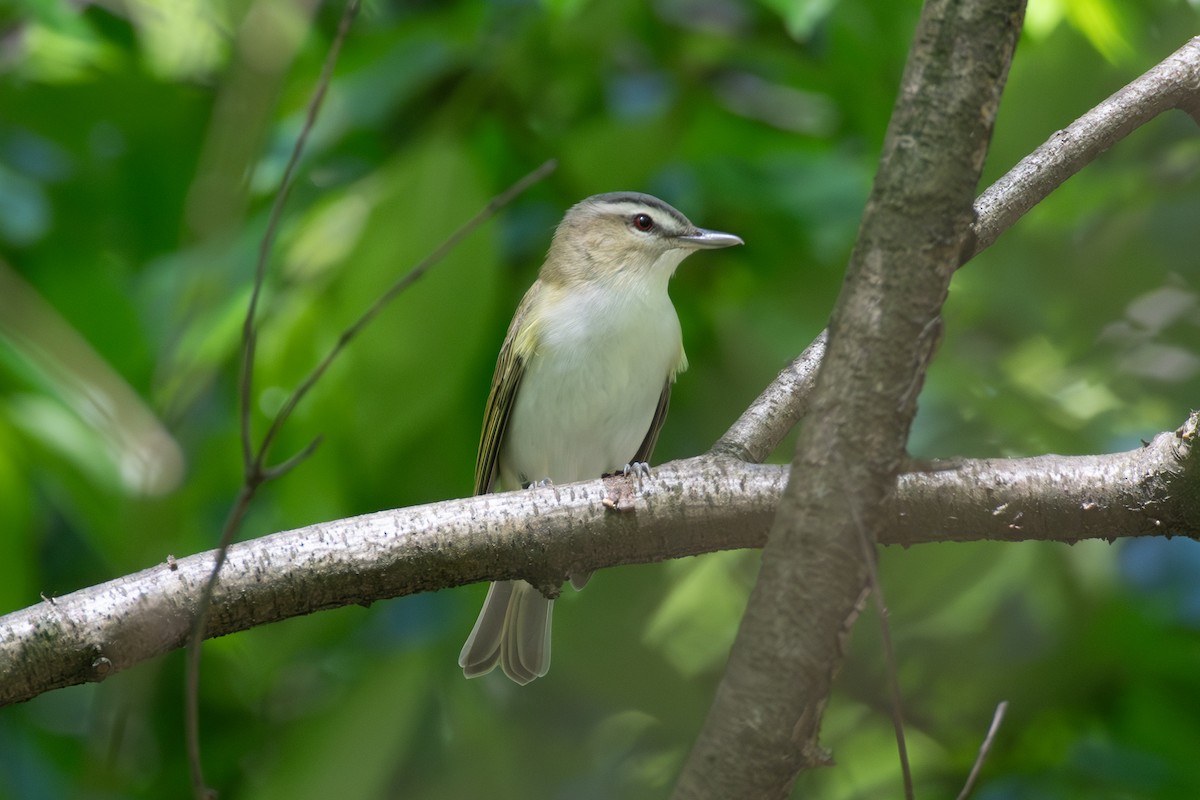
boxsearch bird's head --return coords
[542,192,742,290]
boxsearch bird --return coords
[457,191,742,684]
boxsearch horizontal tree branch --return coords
[2,412,1195,708]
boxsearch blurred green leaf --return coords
[1066,0,1136,63]
[758,0,841,40]
[643,552,750,677]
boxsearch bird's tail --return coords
[458,580,553,685]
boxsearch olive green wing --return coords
[632,345,686,466]
[632,380,672,465]
[474,289,538,496]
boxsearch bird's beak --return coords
[676,228,744,249]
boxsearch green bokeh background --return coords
[1,0,1199,797]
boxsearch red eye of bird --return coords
[632,213,655,232]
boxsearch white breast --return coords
[498,283,682,490]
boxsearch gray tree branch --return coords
[1,413,1195,709]
[971,35,1200,257]
[716,36,1200,470]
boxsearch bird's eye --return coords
[632,213,655,232]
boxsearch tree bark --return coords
[672,1,1026,797]
[971,35,1200,256]
[712,36,1200,471]
[0,413,1195,709]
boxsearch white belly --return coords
[498,285,682,490]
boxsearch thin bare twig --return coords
[186,155,555,796]
[185,484,255,800]
[239,1,361,473]
[956,701,1009,800]
[252,158,558,470]
[191,3,363,797]
[843,461,913,800]
[189,129,554,800]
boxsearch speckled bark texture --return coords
[971,36,1200,257]
[2,414,1197,707]
[673,1,1027,797]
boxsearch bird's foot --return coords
[623,461,652,481]
[602,462,650,511]
[622,461,652,491]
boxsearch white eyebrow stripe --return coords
[593,201,691,233]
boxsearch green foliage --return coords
[1,0,1198,797]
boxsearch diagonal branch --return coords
[192,4,361,795]
[971,35,1200,256]
[672,2,1027,797]
[717,36,1200,468]
[189,0,551,789]
[711,331,826,464]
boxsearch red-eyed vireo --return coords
[458,191,743,684]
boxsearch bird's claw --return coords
[602,463,650,511]
[623,462,651,483]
